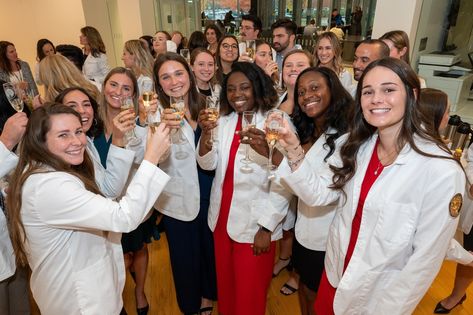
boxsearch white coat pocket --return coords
[373,202,417,247]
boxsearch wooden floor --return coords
[121,234,473,315]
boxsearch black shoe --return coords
[136,304,149,315]
[434,294,466,314]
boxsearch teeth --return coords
[305,101,319,107]
[371,108,390,113]
[235,101,246,106]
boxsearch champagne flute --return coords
[3,82,23,112]
[180,49,190,64]
[120,96,141,146]
[141,84,155,126]
[265,109,284,179]
[170,95,189,160]
[246,40,256,60]
[240,111,256,174]
[205,95,220,146]
[25,88,35,111]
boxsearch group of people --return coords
[0,12,472,315]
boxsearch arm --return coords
[445,238,473,265]
[373,164,465,314]
[0,113,27,176]
[34,160,169,232]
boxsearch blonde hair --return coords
[313,32,343,75]
[39,54,100,102]
[123,40,154,79]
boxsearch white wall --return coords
[0,0,86,70]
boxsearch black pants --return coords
[163,205,217,313]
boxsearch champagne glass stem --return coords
[245,143,250,162]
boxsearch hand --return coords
[111,109,135,147]
[161,108,183,130]
[253,228,271,256]
[277,118,299,150]
[33,94,43,109]
[144,122,171,164]
[16,81,28,91]
[239,127,269,158]
[197,108,218,133]
[138,94,159,125]
[264,61,279,78]
[0,112,28,150]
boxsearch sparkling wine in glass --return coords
[3,82,23,112]
[205,95,220,146]
[170,95,189,160]
[120,96,141,146]
[240,111,256,174]
[246,40,255,59]
[265,109,284,179]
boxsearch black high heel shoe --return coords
[434,294,466,314]
[136,304,149,315]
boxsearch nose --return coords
[71,134,83,146]
[75,104,85,115]
[371,90,383,104]
[353,58,361,69]
[170,75,178,85]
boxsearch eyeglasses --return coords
[239,26,255,31]
[222,43,238,50]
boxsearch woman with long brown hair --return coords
[7,103,170,315]
[80,26,110,85]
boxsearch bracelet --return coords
[287,143,304,160]
[287,150,305,170]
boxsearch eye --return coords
[75,129,84,135]
[58,133,68,138]
[65,102,76,109]
[362,89,373,96]
[298,90,305,97]
[311,85,318,91]
[384,88,395,93]
[83,101,92,108]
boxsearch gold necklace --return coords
[374,148,398,175]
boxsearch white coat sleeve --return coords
[280,157,340,207]
[0,141,18,178]
[32,161,170,233]
[98,145,135,198]
[127,124,147,163]
[445,238,473,265]
[261,170,293,232]
[373,162,465,314]
[196,139,218,171]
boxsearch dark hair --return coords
[220,62,278,115]
[331,58,454,190]
[153,52,203,121]
[0,41,15,73]
[139,35,155,57]
[7,103,101,266]
[215,35,239,83]
[359,39,390,58]
[56,44,85,70]
[80,26,106,57]
[418,88,448,135]
[188,31,208,53]
[36,39,56,61]
[380,30,411,65]
[241,15,263,33]
[293,67,354,160]
[204,24,223,43]
[271,18,298,36]
[55,86,104,138]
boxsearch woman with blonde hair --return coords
[80,26,110,85]
[313,32,352,91]
[122,39,154,95]
[38,54,100,103]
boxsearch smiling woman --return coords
[6,103,171,314]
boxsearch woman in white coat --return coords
[270,66,353,315]
[80,26,110,86]
[198,62,286,315]
[155,52,217,315]
[7,103,171,315]
[277,58,466,314]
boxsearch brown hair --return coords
[418,88,449,135]
[7,103,101,266]
[380,30,410,65]
[123,39,154,78]
[81,26,106,57]
[314,32,343,75]
[0,41,15,73]
[153,52,203,121]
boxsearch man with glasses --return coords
[240,15,262,41]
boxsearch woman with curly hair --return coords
[270,66,353,314]
[80,26,110,85]
[204,24,223,56]
[197,62,285,315]
[215,35,239,84]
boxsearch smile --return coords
[370,108,391,113]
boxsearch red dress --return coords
[314,142,383,315]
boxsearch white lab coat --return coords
[271,131,338,251]
[279,133,465,314]
[461,144,473,234]
[0,141,18,281]
[197,111,287,242]
[86,137,135,199]
[22,161,170,315]
[155,121,200,221]
[82,52,110,86]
